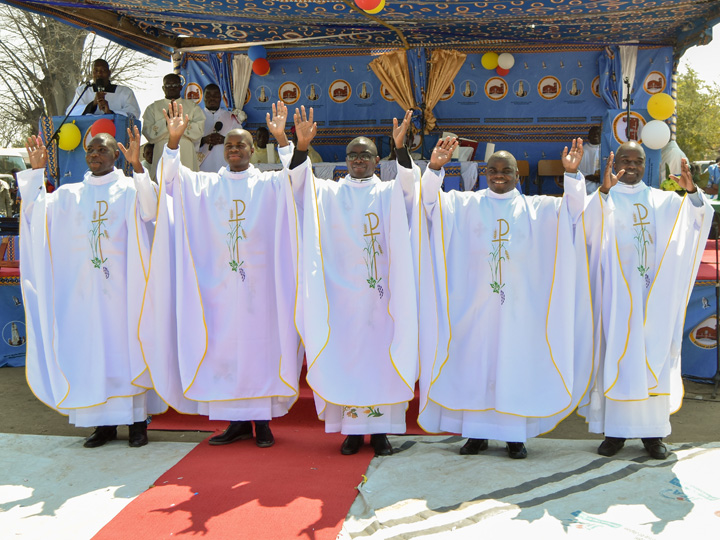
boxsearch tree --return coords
[0,5,153,147]
[675,67,720,161]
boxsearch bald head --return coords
[85,134,119,176]
[614,141,646,185]
[486,150,519,194]
[346,136,378,156]
[224,129,255,171]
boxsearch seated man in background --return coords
[19,127,162,448]
[199,83,241,173]
[249,126,273,164]
[705,157,720,199]
[66,58,141,118]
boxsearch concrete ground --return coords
[1,365,719,443]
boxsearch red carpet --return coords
[94,377,423,539]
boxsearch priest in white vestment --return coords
[19,127,162,448]
[578,126,602,194]
[142,73,205,180]
[199,83,241,173]
[140,101,300,448]
[578,141,713,459]
[288,107,418,456]
[417,140,594,459]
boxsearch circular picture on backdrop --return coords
[380,84,395,102]
[566,78,584,96]
[440,82,455,101]
[3,320,26,347]
[185,82,202,104]
[356,82,373,100]
[611,111,647,144]
[514,80,529,98]
[460,80,477,98]
[644,71,667,94]
[689,315,718,349]
[537,76,561,100]
[329,80,351,103]
[255,86,270,103]
[305,84,321,101]
[484,77,507,101]
[279,82,301,105]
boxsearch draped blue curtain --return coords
[406,47,426,132]
[207,52,236,110]
[599,46,622,109]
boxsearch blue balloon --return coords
[248,45,267,62]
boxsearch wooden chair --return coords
[516,160,530,187]
[0,236,19,268]
[536,159,566,195]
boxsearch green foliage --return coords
[676,67,720,161]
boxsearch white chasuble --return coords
[19,167,162,426]
[418,169,593,441]
[140,145,300,421]
[579,182,712,436]
[288,159,418,430]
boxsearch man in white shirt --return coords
[199,84,241,173]
[65,58,141,118]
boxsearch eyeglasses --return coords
[163,83,182,88]
[347,152,375,161]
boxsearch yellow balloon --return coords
[481,52,499,70]
[364,0,385,14]
[57,122,82,151]
[647,92,675,121]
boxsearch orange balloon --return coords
[364,0,385,14]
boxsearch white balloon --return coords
[498,53,515,70]
[641,120,671,150]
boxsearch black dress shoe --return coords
[370,434,393,456]
[642,437,669,460]
[459,438,488,455]
[209,421,253,445]
[84,425,117,448]
[128,420,149,448]
[254,421,275,448]
[506,442,528,459]
[340,435,364,455]
[598,436,626,457]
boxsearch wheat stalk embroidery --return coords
[632,204,653,287]
[362,213,384,298]
[227,201,247,280]
[489,219,509,304]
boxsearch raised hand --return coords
[293,105,316,151]
[676,158,697,193]
[118,126,144,173]
[162,101,189,150]
[392,109,414,150]
[561,138,584,174]
[428,136,458,171]
[266,101,289,146]
[600,151,624,194]
[26,135,47,170]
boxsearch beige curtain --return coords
[424,49,466,133]
[369,50,417,116]
[231,54,253,124]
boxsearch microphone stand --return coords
[47,81,93,144]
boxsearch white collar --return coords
[613,180,647,193]
[84,168,121,185]
[485,187,519,200]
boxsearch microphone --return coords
[209,122,224,150]
[95,78,108,93]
